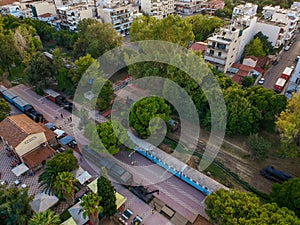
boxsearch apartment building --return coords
[57,5,93,31]
[204,25,241,72]
[206,3,299,73]
[30,1,57,17]
[175,0,224,16]
[141,0,175,19]
[98,6,132,36]
[0,3,24,17]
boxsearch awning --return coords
[59,135,74,145]
[30,192,59,213]
[116,192,127,209]
[87,178,126,209]
[54,129,65,138]
[87,178,98,194]
[45,123,55,129]
[77,171,92,185]
[12,163,29,177]
[68,201,89,225]
[61,217,77,225]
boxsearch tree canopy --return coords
[129,96,171,139]
[0,98,10,122]
[97,176,117,217]
[276,92,300,157]
[270,178,300,218]
[29,210,60,225]
[205,188,300,225]
[243,37,266,57]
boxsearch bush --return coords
[247,134,271,160]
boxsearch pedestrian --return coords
[154,202,157,210]
[152,209,154,214]
[61,113,63,118]
[70,117,72,122]
[67,118,70,122]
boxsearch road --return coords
[263,32,300,89]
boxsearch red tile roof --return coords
[0,114,56,148]
[244,56,258,62]
[257,56,269,68]
[189,42,207,52]
[23,145,55,168]
[39,13,53,18]
[0,0,17,6]
[231,75,243,84]
[254,66,264,74]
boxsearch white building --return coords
[141,0,175,19]
[204,25,242,72]
[98,6,133,36]
[0,3,24,18]
[232,2,257,19]
[30,1,57,17]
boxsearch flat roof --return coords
[283,67,293,76]
[44,89,61,98]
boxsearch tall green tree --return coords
[0,31,19,77]
[91,120,131,155]
[129,96,171,139]
[185,14,224,41]
[0,185,33,225]
[26,52,53,89]
[243,37,266,57]
[0,99,10,122]
[130,15,194,47]
[276,92,300,157]
[97,176,117,217]
[246,134,270,160]
[53,172,77,205]
[92,78,114,111]
[73,54,96,85]
[270,178,300,217]
[74,22,122,58]
[80,193,103,225]
[205,188,300,225]
[39,150,78,194]
[29,210,60,225]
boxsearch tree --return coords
[241,76,254,88]
[254,32,275,55]
[29,210,60,225]
[53,29,77,50]
[80,193,103,225]
[185,15,224,41]
[223,87,262,135]
[246,134,270,160]
[270,178,300,217]
[26,52,53,89]
[74,22,122,58]
[0,31,19,76]
[91,120,131,155]
[0,99,10,122]
[130,15,194,47]
[39,150,78,194]
[0,185,33,225]
[205,189,300,225]
[14,24,41,64]
[72,54,95,84]
[243,37,266,57]
[53,172,77,205]
[92,78,114,111]
[276,92,300,157]
[97,176,117,217]
[129,96,171,139]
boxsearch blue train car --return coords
[0,85,7,97]
[1,89,17,103]
[12,96,33,112]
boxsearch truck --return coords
[274,78,287,93]
[281,67,293,80]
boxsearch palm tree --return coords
[53,172,77,205]
[0,185,33,225]
[28,210,60,225]
[80,193,103,225]
[38,164,60,194]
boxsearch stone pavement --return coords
[0,140,43,196]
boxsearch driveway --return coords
[263,32,300,89]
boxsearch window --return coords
[218,52,222,57]
[210,50,214,55]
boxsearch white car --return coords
[258,78,265,85]
[284,45,290,51]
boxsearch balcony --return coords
[204,55,226,65]
[208,45,228,52]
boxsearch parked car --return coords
[119,209,133,224]
[295,56,300,62]
[131,216,143,225]
[284,45,290,51]
[258,78,265,85]
[272,60,279,65]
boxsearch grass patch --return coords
[163,138,186,154]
